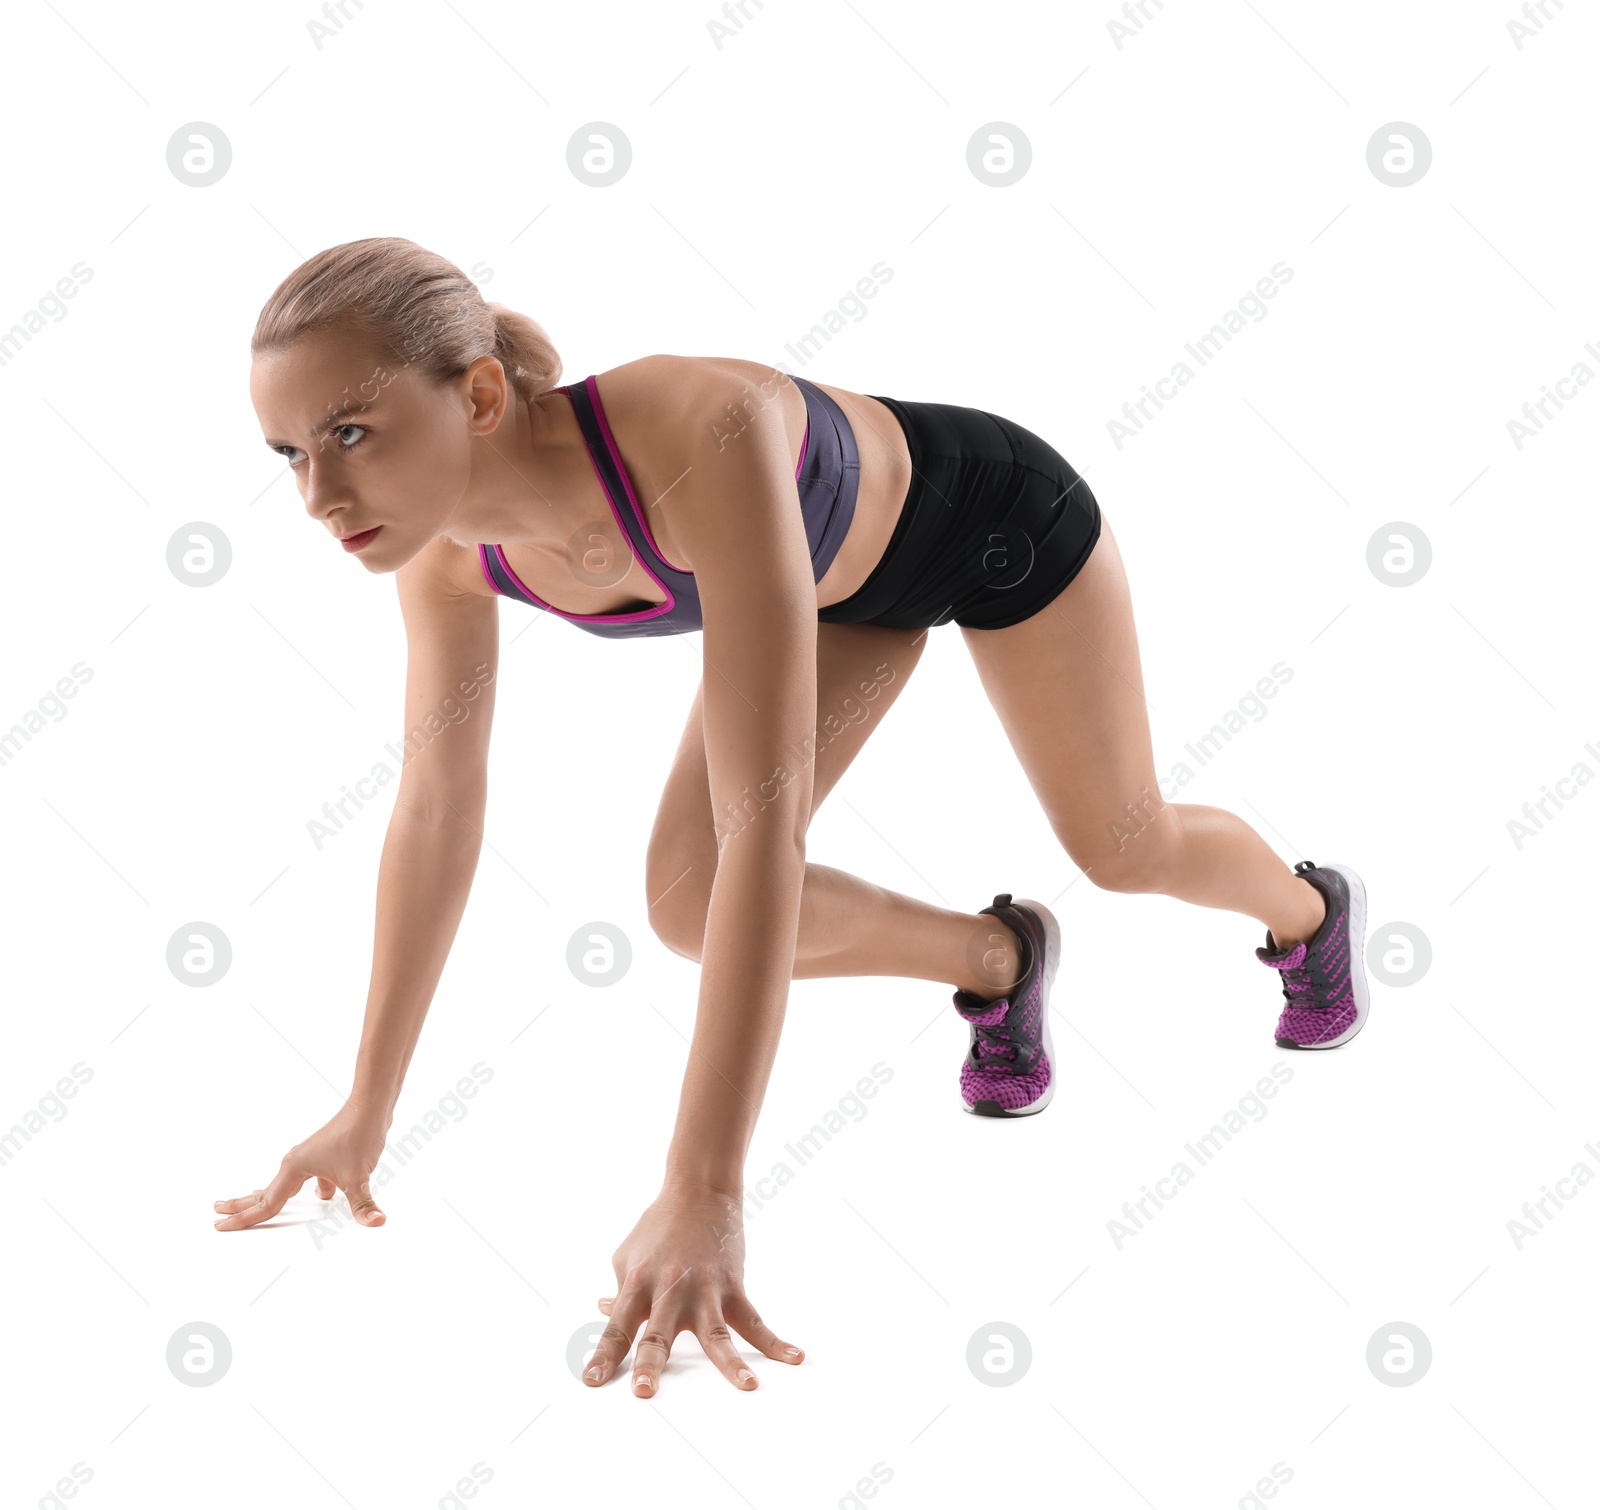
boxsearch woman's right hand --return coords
[214,1102,391,1232]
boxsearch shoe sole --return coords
[965,897,1060,1117]
[1275,861,1370,1051]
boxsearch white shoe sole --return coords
[963,897,1060,1117]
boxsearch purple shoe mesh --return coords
[953,904,1052,1112]
[1256,872,1357,1046]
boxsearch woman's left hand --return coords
[582,1182,805,1396]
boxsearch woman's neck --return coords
[453,387,584,548]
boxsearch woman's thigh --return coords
[958,512,1171,891]
[646,620,929,931]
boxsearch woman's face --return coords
[250,325,488,571]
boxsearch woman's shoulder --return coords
[585,356,813,546]
[588,353,809,448]
[398,532,497,602]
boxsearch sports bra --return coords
[477,373,861,638]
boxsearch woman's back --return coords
[442,354,913,628]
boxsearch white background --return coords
[2,1,1596,1506]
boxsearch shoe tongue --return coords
[955,992,1010,1027]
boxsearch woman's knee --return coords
[1061,807,1184,895]
[644,843,713,960]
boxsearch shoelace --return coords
[968,909,1033,1070]
[1263,947,1324,1012]
[969,1009,1022,1070]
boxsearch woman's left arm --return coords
[583,377,819,1397]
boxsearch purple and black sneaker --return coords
[1256,860,1370,1049]
[950,894,1059,1117]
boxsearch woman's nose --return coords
[300,464,341,521]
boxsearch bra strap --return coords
[562,376,702,628]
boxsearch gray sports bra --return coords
[477,373,860,638]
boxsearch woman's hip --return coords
[817,394,1102,633]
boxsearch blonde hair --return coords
[251,236,561,407]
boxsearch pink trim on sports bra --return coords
[581,376,810,575]
[485,541,673,624]
[478,376,811,621]
[482,380,676,625]
[584,374,689,576]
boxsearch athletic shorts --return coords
[817,393,1102,632]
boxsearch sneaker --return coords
[1256,860,1370,1049]
[951,894,1059,1116]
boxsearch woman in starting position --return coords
[217,237,1370,1398]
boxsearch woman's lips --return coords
[341,526,381,553]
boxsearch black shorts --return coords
[817,394,1102,632]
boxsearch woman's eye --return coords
[279,425,367,467]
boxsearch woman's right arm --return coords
[214,541,499,1232]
